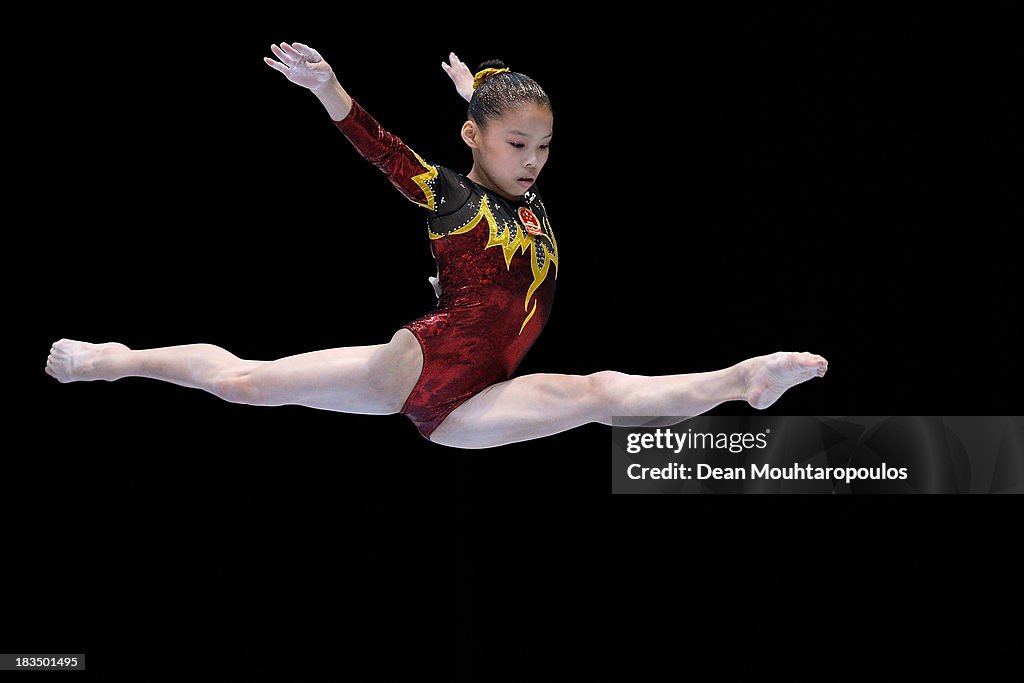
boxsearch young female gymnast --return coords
[44,43,828,449]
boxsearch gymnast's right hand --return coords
[264,42,336,92]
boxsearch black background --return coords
[11,5,1022,678]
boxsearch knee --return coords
[587,370,631,421]
[208,368,268,406]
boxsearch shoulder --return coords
[434,165,468,191]
[425,165,475,217]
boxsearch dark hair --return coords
[468,59,551,128]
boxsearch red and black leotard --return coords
[333,98,559,441]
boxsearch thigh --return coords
[247,329,423,414]
[429,372,599,449]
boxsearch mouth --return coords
[516,176,535,187]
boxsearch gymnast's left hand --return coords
[442,52,475,103]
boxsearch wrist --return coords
[312,76,342,99]
[314,78,353,122]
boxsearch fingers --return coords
[450,52,471,74]
[270,43,298,66]
[443,52,473,85]
[264,56,289,74]
[279,42,303,60]
[292,42,320,60]
[444,52,463,69]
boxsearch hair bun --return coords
[476,58,508,71]
[473,59,511,90]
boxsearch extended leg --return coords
[429,351,827,449]
[45,330,423,414]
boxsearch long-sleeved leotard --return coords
[333,98,559,441]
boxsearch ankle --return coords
[728,360,753,402]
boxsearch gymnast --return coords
[44,43,828,449]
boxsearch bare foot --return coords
[739,351,828,410]
[46,339,131,383]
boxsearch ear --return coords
[461,120,481,149]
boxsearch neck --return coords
[467,164,521,202]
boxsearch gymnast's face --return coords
[463,103,553,200]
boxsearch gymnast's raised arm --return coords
[264,42,351,118]
[264,41,448,211]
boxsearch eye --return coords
[540,144,550,149]
[509,142,525,148]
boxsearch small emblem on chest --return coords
[518,207,542,236]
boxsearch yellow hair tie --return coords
[473,67,510,90]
